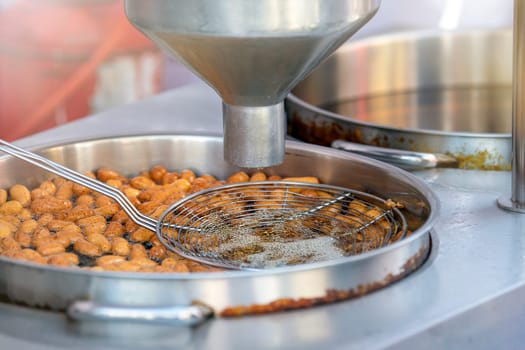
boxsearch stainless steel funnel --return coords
[125,0,380,168]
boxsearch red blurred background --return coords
[0,0,167,140]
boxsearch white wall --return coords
[354,0,513,40]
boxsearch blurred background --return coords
[0,0,513,141]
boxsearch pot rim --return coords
[0,132,439,280]
[287,28,512,139]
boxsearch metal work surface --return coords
[1,83,525,349]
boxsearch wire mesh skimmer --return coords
[0,139,407,270]
[157,181,408,269]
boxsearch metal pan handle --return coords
[331,140,458,170]
[67,301,214,326]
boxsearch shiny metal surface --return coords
[0,84,525,349]
[287,30,513,169]
[499,0,525,213]
[67,301,213,326]
[0,134,436,323]
[125,0,380,167]
[222,103,285,167]
[332,139,458,169]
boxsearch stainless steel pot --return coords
[0,134,437,325]
[286,29,512,170]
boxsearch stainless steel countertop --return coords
[2,82,525,350]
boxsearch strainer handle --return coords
[67,300,214,326]
[0,139,157,231]
[331,140,458,170]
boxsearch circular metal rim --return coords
[0,133,439,280]
[286,28,512,140]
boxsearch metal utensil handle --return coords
[0,138,157,231]
[331,140,458,170]
[67,300,213,326]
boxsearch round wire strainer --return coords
[157,181,407,270]
[0,139,407,271]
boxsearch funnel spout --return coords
[223,103,286,168]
